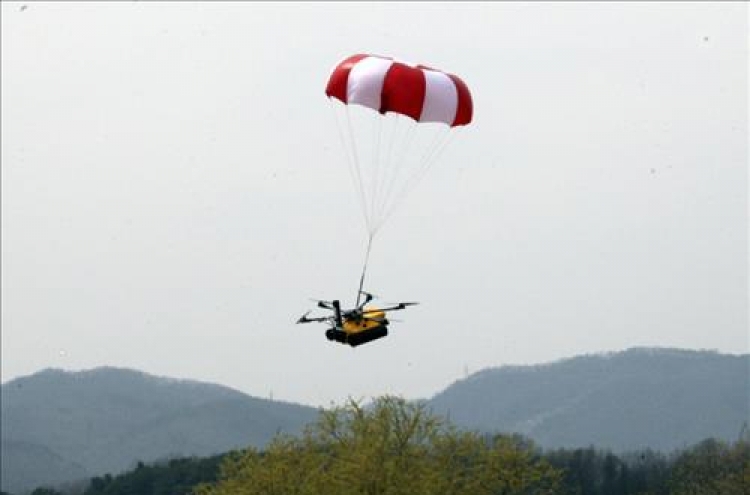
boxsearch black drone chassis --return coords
[326,325,389,347]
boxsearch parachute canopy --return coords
[325,53,473,238]
[326,54,473,128]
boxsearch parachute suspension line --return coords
[329,102,370,231]
[384,126,457,227]
[355,232,375,307]
[370,113,401,235]
[379,126,459,230]
[372,118,419,233]
[367,114,385,235]
[400,125,455,200]
[371,123,449,234]
[344,106,373,233]
[381,118,418,208]
[378,124,449,227]
[381,113,401,191]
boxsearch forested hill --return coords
[427,347,749,452]
[0,367,319,494]
[2,348,748,493]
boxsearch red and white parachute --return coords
[326,54,473,128]
[325,54,473,237]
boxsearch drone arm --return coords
[376,302,419,313]
[297,312,334,324]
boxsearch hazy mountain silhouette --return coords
[2,348,748,494]
[0,367,318,494]
[427,347,749,452]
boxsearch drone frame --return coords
[296,291,417,327]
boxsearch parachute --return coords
[324,53,473,300]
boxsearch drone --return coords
[297,291,418,347]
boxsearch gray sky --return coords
[2,2,747,407]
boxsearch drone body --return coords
[326,306,390,347]
[297,293,416,347]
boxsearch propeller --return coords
[296,311,312,324]
[308,298,335,310]
[296,311,334,324]
[397,302,419,308]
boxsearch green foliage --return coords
[544,439,750,495]
[195,396,562,495]
[17,396,745,495]
[545,447,672,495]
[83,455,224,495]
[30,489,64,495]
[667,438,749,495]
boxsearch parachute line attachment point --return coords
[355,233,375,307]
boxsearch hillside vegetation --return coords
[20,399,750,495]
[428,347,748,451]
[1,368,317,494]
[2,348,747,493]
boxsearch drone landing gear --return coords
[348,325,388,347]
[326,328,347,343]
[326,325,389,347]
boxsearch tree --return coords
[668,439,750,495]
[195,396,562,495]
[30,489,64,495]
[83,456,224,495]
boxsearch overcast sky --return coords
[2,2,747,407]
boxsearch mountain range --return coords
[2,347,747,494]
[1,367,318,494]
[428,347,748,452]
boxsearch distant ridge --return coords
[2,348,748,493]
[427,347,749,452]
[1,367,319,494]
